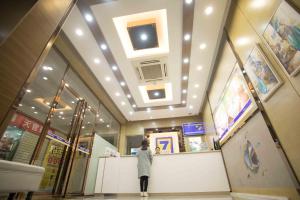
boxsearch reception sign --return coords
[156,137,174,154]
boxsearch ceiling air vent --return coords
[133,57,167,83]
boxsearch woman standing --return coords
[137,139,153,197]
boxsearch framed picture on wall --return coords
[244,44,282,102]
[262,1,300,77]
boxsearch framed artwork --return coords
[213,65,257,143]
[244,45,282,101]
[263,1,300,77]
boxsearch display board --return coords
[149,132,179,154]
[182,122,205,136]
[213,64,257,143]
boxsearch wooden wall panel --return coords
[0,0,75,128]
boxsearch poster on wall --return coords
[244,45,282,101]
[263,1,300,77]
[213,64,256,143]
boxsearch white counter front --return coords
[95,151,230,194]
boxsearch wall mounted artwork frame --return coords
[244,44,283,102]
[263,1,300,77]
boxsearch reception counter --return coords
[94,151,230,194]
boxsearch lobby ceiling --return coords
[62,0,231,121]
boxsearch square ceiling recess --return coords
[147,89,166,100]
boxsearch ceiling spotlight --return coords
[120,81,126,86]
[82,126,85,129]
[197,65,203,71]
[182,89,187,94]
[236,37,251,46]
[194,84,199,88]
[192,95,197,99]
[106,124,110,128]
[18,104,23,107]
[31,106,35,109]
[71,101,75,104]
[129,111,133,115]
[132,104,136,108]
[34,111,38,114]
[115,92,120,97]
[204,6,214,15]
[184,33,191,41]
[121,101,126,106]
[199,43,207,50]
[154,92,160,96]
[185,0,193,4]
[94,58,100,64]
[183,58,189,64]
[147,108,151,113]
[43,76,48,80]
[75,28,83,36]
[100,118,104,122]
[169,106,174,111]
[112,65,118,71]
[189,105,194,109]
[26,89,32,93]
[182,100,186,104]
[59,111,64,115]
[100,44,107,50]
[42,66,53,71]
[150,116,153,119]
[85,14,93,22]
[140,33,148,41]
[127,94,131,98]
[105,76,111,82]
[182,75,188,80]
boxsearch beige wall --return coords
[119,115,202,154]
[202,0,300,198]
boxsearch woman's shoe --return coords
[140,192,144,197]
[144,192,149,197]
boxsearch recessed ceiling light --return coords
[140,33,148,41]
[34,111,38,114]
[43,76,48,80]
[192,95,197,99]
[115,92,120,97]
[94,58,100,64]
[129,111,133,115]
[147,108,151,113]
[197,65,203,71]
[42,66,53,71]
[127,94,131,98]
[100,44,107,50]
[251,0,267,8]
[85,14,93,22]
[121,101,126,106]
[105,76,111,81]
[100,118,104,122]
[46,102,50,105]
[194,84,199,88]
[75,28,83,36]
[120,81,126,86]
[184,33,191,41]
[182,89,187,94]
[236,37,251,46]
[71,101,75,104]
[182,100,186,104]
[112,65,118,71]
[150,116,153,119]
[185,0,193,4]
[106,124,110,128]
[26,89,32,93]
[31,106,35,109]
[18,103,23,107]
[182,75,188,80]
[154,92,160,96]
[169,106,174,111]
[59,111,63,115]
[132,104,136,108]
[65,83,69,87]
[204,6,214,15]
[189,105,193,109]
[183,58,189,64]
[199,43,207,49]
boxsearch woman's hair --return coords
[141,139,148,150]
[155,146,160,150]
